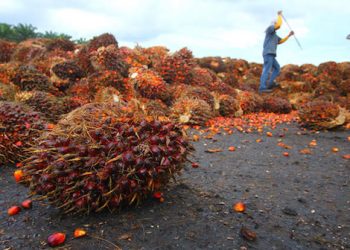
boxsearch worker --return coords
[259,10,294,93]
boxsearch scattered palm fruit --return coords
[283,152,290,157]
[47,232,66,247]
[240,226,257,241]
[8,206,21,216]
[228,146,236,151]
[233,202,246,212]
[14,169,23,182]
[191,162,199,168]
[21,199,32,209]
[74,228,87,238]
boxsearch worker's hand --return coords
[277,10,282,15]
[289,31,295,36]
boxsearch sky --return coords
[1,0,349,66]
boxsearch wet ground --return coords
[1,122,349,249]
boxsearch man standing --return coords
[259,10,294,93]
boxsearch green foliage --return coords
[37,31,72,40]
[0,22,85,43]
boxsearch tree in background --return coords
[0,22,86,43]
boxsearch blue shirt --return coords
[262,25,281,56]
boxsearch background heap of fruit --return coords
[1,34,349,213]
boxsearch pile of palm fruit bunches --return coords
[0,34,349,214]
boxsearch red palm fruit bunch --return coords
[181,86,215,109]
[119,46,151,68]
[11,39,46,63]
[171,97,213,125]
[155,47,195,84]
[142,99,170,118]
[0,82,18,101]
[338,79,350,96]
[317,61,342,86]
[45,38,75,52]
[247,63,262,78]
[168,83,188,100]
[74,45,95,75]
[0,39,17,63]
[0,62,19,85]
[15,91,72,122]
[216,94,242,117]
[141,46,169,69]
[278,64,301,81]
[50,61,85,91]
[262,96,292,114]
[90,45,129,76]
[11,65,53,92]
[298,100,347,129]
[87,33,118,53]
[236,90,263,114]
[338,62,350,80]
[223,59,250,88]
[207,80,237,97]
[314,81,340,99]
[196,57,227,73]
[129,67,169,101]
[21,102,193,214]
[87,70,133,101]
[67,79,94,107]
[0,101,47,164]
[190,67,217,88]
[94,86,122,103]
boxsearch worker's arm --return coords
[278,31,295,44]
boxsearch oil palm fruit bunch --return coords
[142,99,170,118]
[15,91,70,122]
[236,90,263,114]
[317,61,342,85]
[0,82,18,101]
[90,45,129,76]
[11,65,53,91]
[0,101,47,164]
[88,70,133,101]
[45,38,75,52]
[298,100,346,129]
[129,67,168,101]
[181,86,215,109]
[21,102,193,214]
[155,47,195,84]
[0,62,18,85]
[196,57,226,73]
[51,61,85,91]
[94,86,122,103]
[171,97,212,125]
[11,39,46,63]
[190,67,217,87]
[0,39,16,63]
[217,94,242,117]
[262,97,292,114]
[87,33,118,53]
[278,64,300,82]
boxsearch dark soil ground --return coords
[1,122,349,250]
